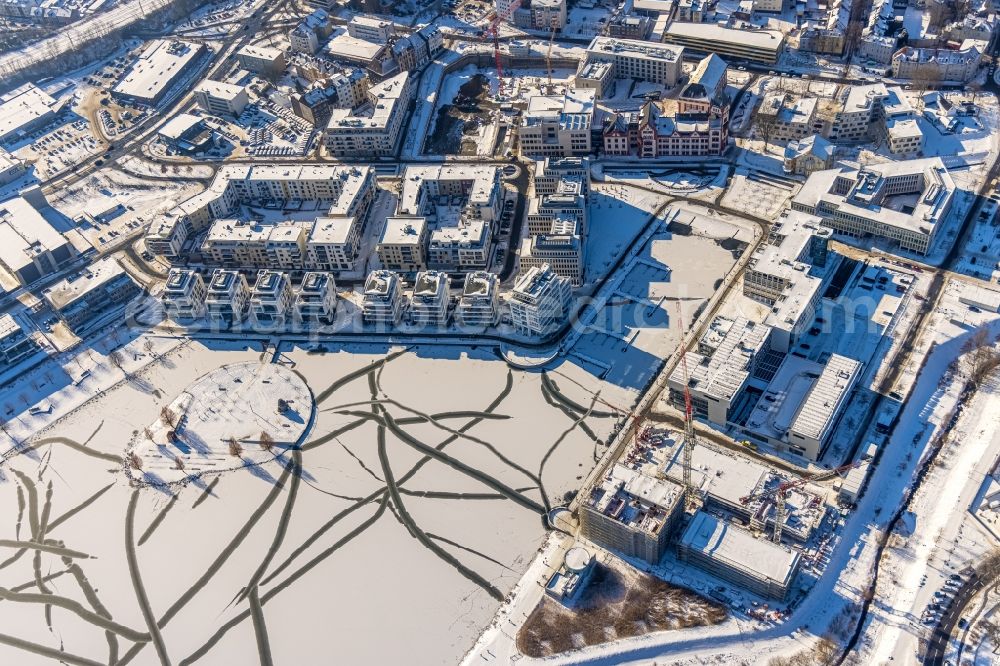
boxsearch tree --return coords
[961,325,1000,386]
[173,456,185,470]
[143,339,155,358]
[143,427,154,441]
[160,406,177,427]
[109,349,126,374]
[755,111,779,149]
[129,452,143,470]
[259,431,275,452]
[228,437,243,457]
[277,398,289,414]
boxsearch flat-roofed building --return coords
[408,270,450,327]
[533,157,591,196]
[397,164,502,222]
[361,269,404,325]
[581,464,685,564]
[519,219,584,286]
[584,36,684,85]
[236,45,286,76]
[662,22,784,64]
[428,221,492,271]
[324,71,412,157]
[791,157,955,255]
[249,270,294,328]
[456,271,500,327]
[0,313,36,366]
[194,80,249,117]
[608,13,651,39]
[294,271,337,323]
[508,263,572,336]
[161,268,207,319]
[574,60,615,98]
[758,93,818,141]
[307,216,362,272]
[204,269,250,327]
[666,316,773,426]
[0,148,25,186]
[0,196,77,287]
[744,210,831,306]
[157,113,215,155]
[679,510,800,599]
[43,257,140,335]
[113,40,206,105]
[0,83,62,142]
[378,217,427,273]
[347,15,395,42]
[527,182,587,235]
[518,88,595,157]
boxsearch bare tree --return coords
[109,349,127,374]
[160,406,177,427]
[259,431,275,452]
[173,456,185,470]
[228,437,243,457]
[277,398,289,414]
[755,112,779,149]
[143,339,155,358]
[961,325,1000,386]
[143,427,154,441]
[128,452,143,470]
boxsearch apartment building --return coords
[194,80,249,117]
[758,93,818,141]
[294,271,338,323]
[249,270,295,328]
[508,263,573,336]
[408,270,450,327]
[456,271,500,327]
[378,217,427,273]
[307,216,363,272]
[397,164,502,222]
[518,89,595,157]
[892,39,986,83]
[428,221,492,271]
[161,268,208,319]
[43,257,140,335]
[205,269,251,327]
[236,45,286,76]
[324,71,413,157]
[347,15,395,43]
[289,9,332,54]
[361,270,405,325]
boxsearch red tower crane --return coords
[739,460,864,544]
[484,0,522,99]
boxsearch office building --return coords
[518,88,595,157]
[236,45,286,76]
[0,83,63,142]
[0,313,37,366]
[518,219,584,286]
[0,195,77,287]
[347,15,395,43]
[662,22,784,64]
[112,39,206,105]
[584,36,684,85]
[194,80,249,117]
[679,511,800,600]
[581,464,685,564]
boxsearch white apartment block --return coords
[194,80,249,117]
[518,89,595,157]
[508,263,573,336]
[249,270,294,328]
[533,157,591,196]
[161,268,208,319]
[409,270,450,327]
[378,217,427,273]
[397,164,502,222]
[428,220,492,271]
[347,15,395,43]
[362,270,405,325]
[527,185,586,236]
[791,157,955,255]
[530,0,566,29]
[295,271,338,323]
[324,71,413,157]
[456,271,500,327]
[205,269,251,327]
[584,37,684,86]
[307,216,362,272]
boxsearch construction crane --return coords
[739,460,864,545]
[484,0,522,99]
[545,21,557,91]
[674,302,698,509]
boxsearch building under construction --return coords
[580,463,685,564]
